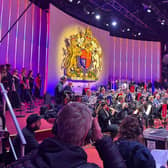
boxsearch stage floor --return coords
[5,100,53,136]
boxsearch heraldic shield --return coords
[61,27,103,82]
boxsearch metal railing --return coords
[0,83,26,159]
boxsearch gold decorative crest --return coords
[61,27,103,81]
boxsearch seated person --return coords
[11,114,41,158]
[116,115,156,168]
[98,102,118,139]
[9,103,126,168]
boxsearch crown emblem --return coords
[61,27,103,81]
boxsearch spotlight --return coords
[77,0,80,4]
[86,11,90,15]
[69,0,73,2]
[138,32,141,36]
[91,11,95,15]
[127,28,130,31]
[95,14,101,20]
[161,19,165,25]
[106,23,109,26]
[122,29,125,32]
[147,8,152,13]
[111,21,117,27]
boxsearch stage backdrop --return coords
[0,0,49,93]
[47,4,161,95]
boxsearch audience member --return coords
[116,115,156,168]
[11,114,41,158]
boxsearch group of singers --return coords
[55,76,168,138]
[0,64,41,109]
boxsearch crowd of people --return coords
[0,64,42,109]
[2,73,168,167]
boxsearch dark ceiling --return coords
[30,0,168,41]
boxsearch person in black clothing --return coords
[116,115,156,168]
[8,102,126,168]
[11,114,41,159]
[11,69,21,108]
[27,70,34,96]
[20,68,27,103]
[54,76,67,105]
[98,102,118,139]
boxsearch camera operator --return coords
[9,102,126,168]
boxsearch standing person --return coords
[27,70,34,96]
[116,115,156,168]
[11,114,41,159]
[54,76,67,106]
[20,68,27,103]
[11,69,21,108]
[34,73,41,99]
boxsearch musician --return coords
[125,89,133,102]
[82,89,91,103]
[98,102,118,139]
[54,76,67,105]
[97,87,105,101]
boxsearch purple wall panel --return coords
[0,0,47,93]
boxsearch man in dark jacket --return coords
[8,102,126,168]
[54,76,67,105]
[116,115,156,168]
[11,114,41,159]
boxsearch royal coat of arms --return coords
[61,27,103,81]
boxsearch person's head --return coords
[37,73,41,78]
[86,89,91,97]
[28,70,33,78]
[155,94,160,100]
[13,69,18,76]
[148,96,154,102]
[54,102,92,146]
[0,65,7,73]
[100,87,105,94]
[6,64,11,72]
[119,115,143,142]
[68,82,73,87]
[21,68,26,75]
[118,95,124,103]
[26,114,41,131]
[60,76,67,84]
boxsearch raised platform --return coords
[5,100,54,141]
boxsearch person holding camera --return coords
[9,102,126,168]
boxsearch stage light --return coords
[106,23,109,27]
[147,8,152,13]
[91,11,95,15]
[138,32,141,36]
[69,0,73,2]
[127,28,130,31]
[95,14,101,20]
[161,19,165,25]
[77,0,80,4]
[122,29,125,32]
[111,21,117,27]
[87,11,90,15]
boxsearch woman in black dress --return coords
[11,69,21,108]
